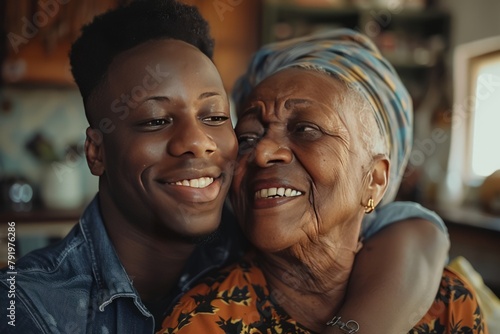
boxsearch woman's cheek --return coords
[230,155,250,215]
[232,153,248,186]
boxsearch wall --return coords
[183,0,261,92]
[441,0,500,47]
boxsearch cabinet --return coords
[261,0,451,104]
[1,1,120,85]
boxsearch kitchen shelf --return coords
[260,0,451,104]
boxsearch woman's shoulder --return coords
[411,267,488,334]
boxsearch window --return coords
[471,61,500,178]
[444,35,500,205]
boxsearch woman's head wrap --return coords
[232,28,412,205]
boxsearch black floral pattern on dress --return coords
[162,258,488,334]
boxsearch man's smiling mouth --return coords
[170,177,214,189]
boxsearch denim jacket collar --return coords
[78,195,244,318]
[79,196,151,317]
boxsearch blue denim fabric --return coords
[0,196,245,333]
[0,197,445,333]
[361,201,447,240]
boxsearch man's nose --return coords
[167,121,217,157]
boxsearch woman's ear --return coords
[365,155,390,207]
[85,127,105,176]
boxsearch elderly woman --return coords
[159,29,487,334]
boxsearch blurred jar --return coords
[40,162,83,210]
[0,176,34,212]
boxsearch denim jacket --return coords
[0,196,445,334]
[0,196,245,333]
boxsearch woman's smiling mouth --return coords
[255,187,303,199]
[251,185,304,210]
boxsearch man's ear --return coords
[364,155,390,207]
[85,127,105,176]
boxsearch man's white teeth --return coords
[173,177,214,188]
[255,187,302,199]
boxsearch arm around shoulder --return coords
[323,202,450,334]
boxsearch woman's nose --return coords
[253,136,292,167]
[167,121,217,157]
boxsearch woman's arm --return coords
[323,218,450,334]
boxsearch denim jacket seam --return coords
[79,217,104,289]
[15,235,85,274]
[19,291,49,333]
[2,280,50,333]
[98,292,152,319]
[79,204,139,309]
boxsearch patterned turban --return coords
[232,28,413,205]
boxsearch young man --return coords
[0,1,448,333]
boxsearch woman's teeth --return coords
[255,187,302,199]
[172,177,214,188]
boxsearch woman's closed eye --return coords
[237,133,259,153]
[291,122,323,140]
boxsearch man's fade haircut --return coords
[70,0,214,110]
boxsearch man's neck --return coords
[98,193,196,304]
[107,223,195,302]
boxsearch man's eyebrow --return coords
[142,96,170,103]
[199,92,221,99]
[135,93,221,106]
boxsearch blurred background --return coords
[0,0,499,295]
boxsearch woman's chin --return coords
[247,229,292,253]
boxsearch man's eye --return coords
[148,119,167,126]
[202,115,230,125]
[139,118,171,128]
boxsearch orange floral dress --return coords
[159,255,489,334]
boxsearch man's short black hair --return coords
[70,0,214,105]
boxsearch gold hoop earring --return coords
[364,197,375,214]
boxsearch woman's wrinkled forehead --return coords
[245,66,345,101]
[240,67,351,122]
